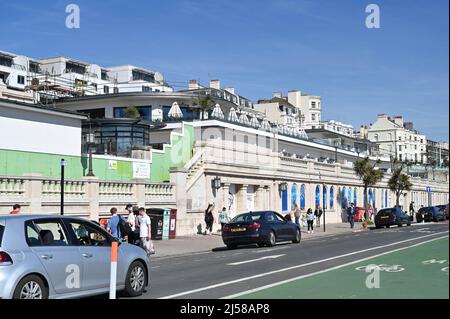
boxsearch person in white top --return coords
[138,207,154,255]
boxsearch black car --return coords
[416,206,446,223]
[375,208,411,228]
[436,204,449,220]
[222,211,301,249]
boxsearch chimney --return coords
[393,115,404,127]
[377,113,388,118]
[287,90,301,108]
[188,79,200,90]
[224,87,235,94]
[209,79,220,90]
[272,92,282,98]
[404,122,414,130]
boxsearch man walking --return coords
[10,204,21,215]
[409,201,415,216]
[314,205,323,227]
[347,203,356,229]
[107,207,122,239]
[138,207,154,255]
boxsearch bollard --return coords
[109,241,118,299]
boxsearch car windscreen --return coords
[378,209,396,216]
[0,224,4,246]
[231,213,264,223]
[418,207,432,213]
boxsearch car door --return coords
[274,212,293,238]
[64,219,112,291]
[265,212,285,239]
[26,218,83,295]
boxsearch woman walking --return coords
[306,208,315,234]
[204,204,215,235]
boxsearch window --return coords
[25,220,69,246]
[398,136,402,141]
[231,213,264,223]
[132,70,155,83]
[79,108,105,119]
[311,101,316,108]
[103,85,110,94]
[399,154,402,161]
[311,114,316,121]
[399,145,402,151]
[415,145,417,150]
[17,75,25,85]
[113,87,119,94]
[142,86,151,92]
[69,221,111,247]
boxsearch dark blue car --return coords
[375,207,412,228]
[416,206,446,223]
[222,211,301,249]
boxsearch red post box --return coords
[169,209,177,239]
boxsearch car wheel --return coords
[292,229,301,244]
[13,275,48,299]
[398,223,403,227]
[227,244,238,249]
[124,261,147,297]
[407,222,411,226]
[267,231,276,247]
[386,225,390,228]
[375,225,381,229]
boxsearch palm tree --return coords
[388,166,413,208]
[196,96,215,120]
[354,157,384,219]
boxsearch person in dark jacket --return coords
[204,204,215,235]
[347,203,356,229]
[314,205,323,227]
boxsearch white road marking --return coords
[158,231,448,299]
[227,254,286,266]
[223,235,448,299]
[255,246,291,254]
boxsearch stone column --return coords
[27,174,43,213]
[222,183,230,212]
[83,176,99,221]
[254,186,262,210]
[170,168,188,235]
[236,184,248,213]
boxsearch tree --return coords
[196,96,215,120]
[388,166,413,208]
[124,106,140,119]
[354,157,384,219]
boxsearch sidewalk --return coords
[152,222,366,259]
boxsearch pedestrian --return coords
[301,210,307,228]
[294,204,301,227]
[138,207,154,255]
[368,205,374,221]
[409,202,415,215]
[204,204,214,235]
[9,204,21,215]
[219,207,230,231]
[314,205,323,227]
[347,203,356,229]
[106,207,122,239]
[124,204,137,244]
[306,208,315,234]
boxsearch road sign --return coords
[426,186,431,193]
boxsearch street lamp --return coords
[86,119,95,177]
[60,159,66,215]
[279,182,288,193]
[318,172,326,233]
[212,176,222,190]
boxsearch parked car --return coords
[0,215,150,299]
[436,204,449,220]
[375,208,411,228]
[416,206,446,223]
[222,211,301,249]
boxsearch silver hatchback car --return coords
[0,215,150,299]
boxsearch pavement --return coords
[130,221,449,299]
[152,222,372,259]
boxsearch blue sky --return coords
[0,0,448,141]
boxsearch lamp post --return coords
[319,172,325,232]
[86,119,95,177]
[60,159,66,215]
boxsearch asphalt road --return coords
[132,222,449,299]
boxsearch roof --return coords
[257,96,296,108]
[0,97,87,120]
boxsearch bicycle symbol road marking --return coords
[422,259,448,265]
[356,264,405,272]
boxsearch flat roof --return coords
[0,98,87,120]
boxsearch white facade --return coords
[368,114,427,163]
[287,90,321,129]
[0,99,86,156]
[319,120,354,137]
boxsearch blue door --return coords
[300,184,306,210]
[282,189,288,212]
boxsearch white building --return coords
[368,114,427,163]
[318,120,354,137]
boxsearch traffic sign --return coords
[426,186,431,193]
